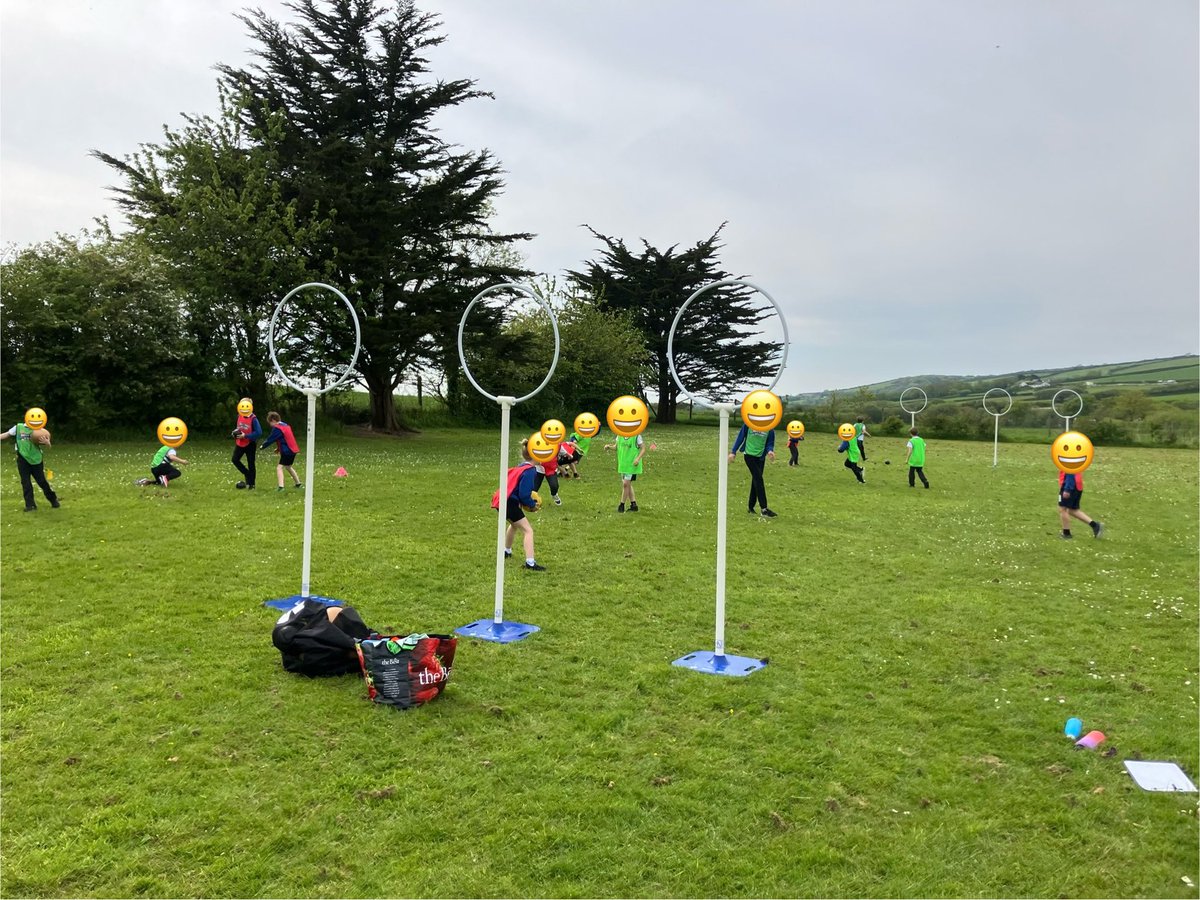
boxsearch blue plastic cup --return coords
[1064,717,1083,739]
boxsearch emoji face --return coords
[24,407,47,429]
[157,417,188,448]
[838,423,856,441]
[741,390,782,431]
[573,412,600,438]
[237,397,253,416]
[528,433,558,464]
[607,395,649,438]
[540,419,566,446]
[787,420,805,439]
[1051,431,1094,474]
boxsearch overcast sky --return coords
[2,0,1196,394]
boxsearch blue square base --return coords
[455,619,540,644]
[672,650,767,677]
[263,594,346,611]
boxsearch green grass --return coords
[2,429,1197,898]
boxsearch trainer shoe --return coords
[159,475,170,488]
[276,486,284,492]
[504,550,512,559]
[1060,532,1073,540]
[246,484,255,490]
[1092,521,1104,538]
[617,502,625,513]
[294,482,303,489]
[761,508,777,518]
[524,562,546,571]
[235,481,247,489]
[135,478,152,486]
[553,495,562,506]
[50,499,60,508]
[629,501,638,512]
[23,506,36,512]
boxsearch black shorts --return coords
[279,451,297,466]
[506,496,526,523]
[1059,489,1082,510]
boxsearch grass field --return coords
[2,428,1197,898]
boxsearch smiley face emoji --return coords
[527,433,558,464]
[158,417,189,448]
[540,419,566,446]
[1051,431,1094,474]
[573,412,600,438]
[741,390,782,431]
[607,395,649,438]
[787,420,805,439]
[237,397,254,416]
[837,422,856,441]
[24,407,47,429]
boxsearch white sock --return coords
[526,558,536,566]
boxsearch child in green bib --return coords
[604,433,646,512]
[905,428,929,488]
[1,412,59,511]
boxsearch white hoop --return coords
[899,387,928,414]
[1051,389,1083,419]
[457,283,560,405]
[268,282,362,394]
[982,388,1013,417]
[666,278,789,403]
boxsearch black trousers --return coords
[232,442,257,486]
[857,439,867,461]
[744,453,768,511]
[17,455,57,509]
[844,458,864,482]
[532,471,559,497]
[789,445,798,466]
[909,466,929,487]
[151,462,182,483]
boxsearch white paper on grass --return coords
[1123,760,1197,792]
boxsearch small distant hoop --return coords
[899,387,928,415]
[268,283,362,395]
[982,388,1013,417]
[1051,389,1083,420]
[667,278,789,403]
[458,283,560,404]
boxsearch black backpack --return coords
[272,599,374,677]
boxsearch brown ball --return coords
[31,428,50,445]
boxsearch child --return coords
[1057,462,1103,540]
[837,436,866,484]
[567,429,591,478]
[905,428,929,488]
[603,431,646,512]
[730,421,777,517]
[557,437,582,479]
[855,417,871,461]
[230,397,262,489]
[260,412,302,491]
[138,439,189,487]
[492,439,545,570]
[1,408,59,511]
[787,431,803,467]
[532,441,564,507]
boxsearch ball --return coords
[31,428,51,445]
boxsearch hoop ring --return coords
[457,283,560,404]
[899,386,928,415]
[982,388,1013,417]
[1051,389,1083,419]
[666,278,789,404]
[268,283,363,395]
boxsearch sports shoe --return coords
[23,506,36,512]
[629,501,638,512]
[617,502,625,513]
[1092,521,1104,538]
[1060,532,1073,540]
[749,507,757,514]
[246,484,255,490]
[504,550,512,559]
[294,482,303,489]
[159,475,170,488]
[276,486,284,492]
[50,499,60,508]
[761,508,777,518]
[235,481,247,489]
[524,562,546,571]
[553,495,562,506]
[135,478,152,486]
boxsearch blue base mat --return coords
[672,650,767,677]
[263,594,346,611]
[455,618,540,643]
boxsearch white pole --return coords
[714,403,733,658]
[993,415,1000,468]
[494,397,514,624]
[300,389,318,598]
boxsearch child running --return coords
[490,439,546,570]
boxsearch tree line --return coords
[1,0,781,436]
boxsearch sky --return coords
[2,0,1197,395]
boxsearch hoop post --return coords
[714,403,733,658]
[300,390,318,597]
[494,397,514,624]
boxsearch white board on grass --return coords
[1123,760,1197,792]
